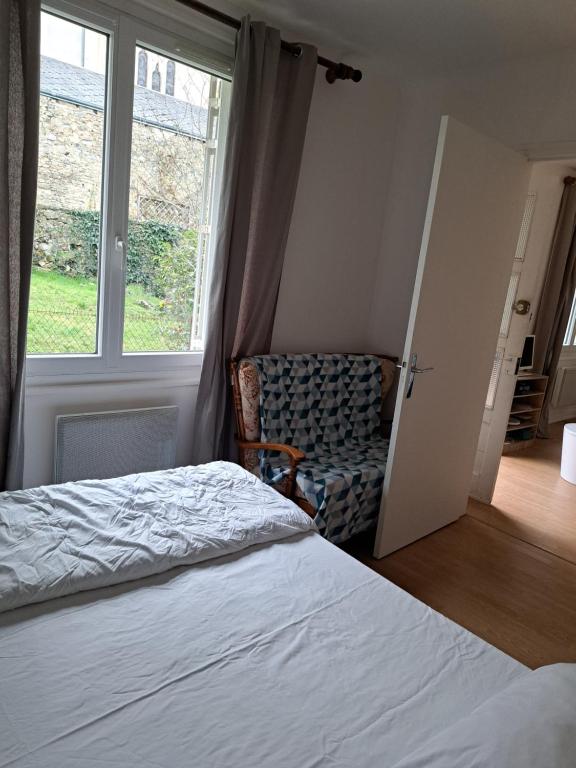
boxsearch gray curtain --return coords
[534,179,576,437]
[191,18,316,464]
[0,0,40,490]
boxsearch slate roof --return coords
[40,55,207,140]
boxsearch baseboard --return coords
[549,405,576,424]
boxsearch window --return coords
[564,291,576,347]
[28,1,231,374]
[124,47,221,353]
[30,13,108,355]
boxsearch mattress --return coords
[0,464,527,767]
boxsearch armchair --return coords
[230,353,396,544]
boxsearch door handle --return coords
[513,299,531,316]
[406,353,434,399]
[396,361,434,373]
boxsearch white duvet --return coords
[0,461,315,613]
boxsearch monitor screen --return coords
[519,335,535,370]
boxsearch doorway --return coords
[470,158,576,562]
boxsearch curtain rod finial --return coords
[325,63,363,84]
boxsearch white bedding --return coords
[393,663,576,768]
[0,463,528,767]
[0,462,315,613]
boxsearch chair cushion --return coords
[294,437,389,543]
[261,436,389,543]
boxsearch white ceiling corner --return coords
[214,0,576,74]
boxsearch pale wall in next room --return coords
[529,161,576,424]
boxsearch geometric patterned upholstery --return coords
[251,354,383,450]
[243,353,394,543]
[293,438,389,542]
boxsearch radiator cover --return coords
[54,406,179,484]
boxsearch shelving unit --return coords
[503,373,548,454]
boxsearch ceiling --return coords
[217,0,576,74]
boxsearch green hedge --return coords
[33,208,197,304]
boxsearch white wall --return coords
[24,375,199,488]
[369,47,576,359]
[272,62,399,352]
[527,162,576,424]
[525,162,571,326]
[510,160,576,424]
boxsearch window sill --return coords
[25,354,203,389]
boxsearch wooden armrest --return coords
[238,441,305,462]
[238,441,304,500]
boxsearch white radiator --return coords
[54,406,179,484]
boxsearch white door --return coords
[374,116,530,558]
[470,193,539,503]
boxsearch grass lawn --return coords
[28,268,191,354]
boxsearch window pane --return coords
[28,12,108,355]
[123,47,223,353]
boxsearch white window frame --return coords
[27,0,232,380]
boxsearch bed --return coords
[1,462,574,768]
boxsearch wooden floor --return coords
[468,421,576,563]
[346,423,576,669]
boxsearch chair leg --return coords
[295,498,316,519]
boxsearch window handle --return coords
[114,236,126,273]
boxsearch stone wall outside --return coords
[33,207,97,273]
[37,95,206,227]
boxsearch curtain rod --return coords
[173,0,362,83]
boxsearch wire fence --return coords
[27,308,193,354]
